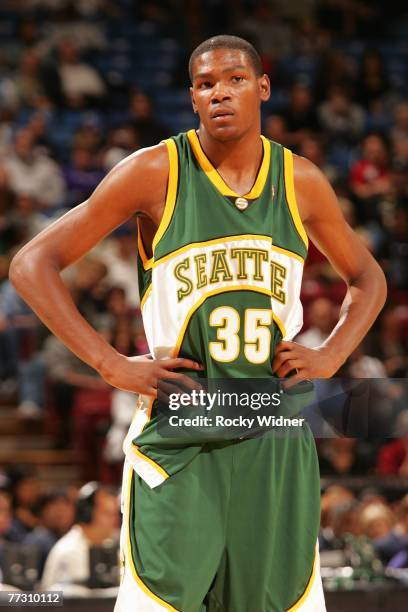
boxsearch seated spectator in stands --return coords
[280,83,319,149]
[43,333,109,449]
[390,102,408,161]
[0,276,46,417]
[359,502,395,542]
[264,115,291,149]
[350,133,392,218]
[96,224,140,307]
[377,413,408,476]
[356,49,390,111]
[102,126,139,171]
[0,490,12,560]
[318,438,373,476]
[41,482,119,591]
[320,500,361,551]
[73,116,103,156]
[6,466,41,542]
[4,128,66,208]
[318,85,365,146]
[57,40,106,109]
[296,297,336,348]
[314,49,356,103]
[372,494,408,565]
[129,91,169,148]
[8,193,49,242]
[320,485,355,531]
[298,135,339,185]
[63,146,104,208]
[12,51,50,110]
[24,491,75,578]
[371,306,408,376]
[347,343,387,378]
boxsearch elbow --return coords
[370,259,387,313]
[9,249,30,295]
[9,246,42,296]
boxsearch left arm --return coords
[272,154,387,380]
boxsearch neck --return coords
[197,123,263,196]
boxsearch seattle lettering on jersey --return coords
[173,246,287,303]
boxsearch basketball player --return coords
[10,36,386,611]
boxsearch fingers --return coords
[161,358,204,371]
[281,373,307,391]
[163,370,202,392]
[274,359,303,379]
[274,341,297,354]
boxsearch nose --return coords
[210,82,231,104]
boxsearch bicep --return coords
[294,156,371,283]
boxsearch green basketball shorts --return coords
[115,429,326,612]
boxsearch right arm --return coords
[9,144,202,397]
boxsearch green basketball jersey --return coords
[137,129,308,379]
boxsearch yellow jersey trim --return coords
[187,129,271,199]
[283,148,308,249]
[140,283,152,310]
[286,550,316,611]
[152,233,280,269]
[271,244,304,264]
[172,285,286,358]
[137,218,153,271]
[125,470,178,611]
[151,138,179,253]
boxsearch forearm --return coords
[320,261,387,368]
[9,250,119,375]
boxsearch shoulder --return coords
[109,141,170,183]
[292,153,337,223]
[93,140,171,216]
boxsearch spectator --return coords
[43,333,109,449]
[12,51,50,110]
[102,127,139,171]
[350,133,392,220]
[24,491,75,578]
[264,115,291,148]
[63,147,104,208]
[356,49,390,110]
[129,91,169,148]
[96,224,140,307]
[57,40,106,108]
[296,297,336,348]
[41,482,119,590]
[377,413,408,476]
[318,438,373,476]
[6,467,41,543]
[359,502,395,541]
[298,135,339,184]
[4,128,66,208]
[318,85,365,146]
[280,83,319,149]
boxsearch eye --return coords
[232,75,244,83]
[198,81,212,89]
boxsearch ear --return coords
[189,86,198,114]
[259,74,270,103]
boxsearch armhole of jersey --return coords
[137,217,153,270]
[151,138,179,254]
[283,148,309,249]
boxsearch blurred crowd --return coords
[0,0,407,588]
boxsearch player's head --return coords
[189,35,270,141]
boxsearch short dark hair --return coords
[189,35,263,82]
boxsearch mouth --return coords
[211,109,234,120]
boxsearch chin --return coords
[207,124,244,142]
